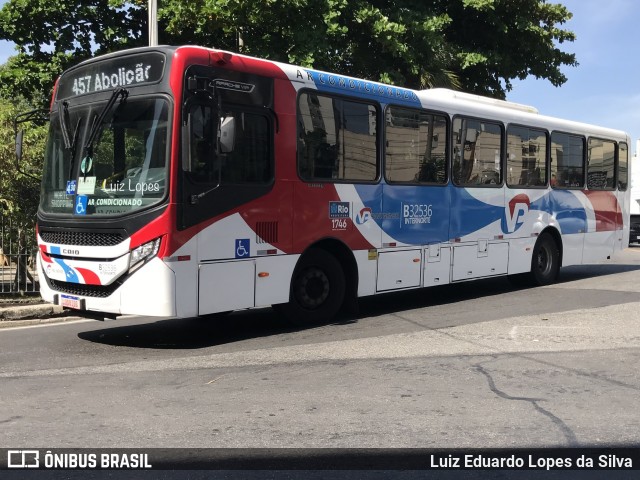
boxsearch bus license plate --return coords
[60,294,82,310]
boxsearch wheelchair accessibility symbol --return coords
[75,195,88,215]
[235,238,250,258]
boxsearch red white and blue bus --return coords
[33,45,631,324]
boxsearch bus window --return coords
[385,106,447,184]
[550,132,585,189]
[185,104,218,184]
[452,117,503,186]
[587,138,615,190]
[618,142,628,191]
[507,125,547,187]
[185,105,271,185]
[219,110,271,184]
[298,92,378,182]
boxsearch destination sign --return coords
[57,52,166,100]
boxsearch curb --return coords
[0,303,63,319]
[0,303,77,328]
[0,315,84,329]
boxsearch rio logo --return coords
[329,201,350,218]
[504,194,530,233]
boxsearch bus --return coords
[630,140,640,244]
[29,45,631,324]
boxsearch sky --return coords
[0,0,638,153]
[507,0,640,156]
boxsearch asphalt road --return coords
[1,248,640,449]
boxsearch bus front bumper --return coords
[38,256,176,318]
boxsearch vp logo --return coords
[504,194,530,233]
[355,207,372,225]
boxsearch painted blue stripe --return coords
[354,184,588,244]
[50,246,80,283]
[304,69,422,107]
[543,190,587,235]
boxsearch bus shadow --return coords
[78,262,640,350]
[358,264,640,316]
[556,262,640,283]
[77,308,299,350]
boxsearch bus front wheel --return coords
[276,248,346,326]
[530,232,560,286]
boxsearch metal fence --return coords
[0,215,38,295]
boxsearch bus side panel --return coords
[506,189,553,275]
[167,236,199,319]
[345,183,384,249]
[254,254,299,307]
[449,187,505,241]
[121,257,176,316]
[616,183,631,251]
[507,236,537,275]
[550,190,586,266]
[380,184,450,246]
[423,245,451,287]
[292,183,378,253]
[580,191,619,264]
[354,249,378,297]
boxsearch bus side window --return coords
[618,142,628,191]
[550,132,585,189]
[587,138,615,190]
[222,111,271,184]
[297,91,378,182]
[453,117,503,187]
[385,106,447,185]
[507,125,547,188]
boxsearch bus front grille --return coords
[48,278,120,298]
[40,230,125,247]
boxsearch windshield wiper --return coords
[58,101,82,181]
[58,101,72,150]
[82,88,128,162]
[67,118,81,182]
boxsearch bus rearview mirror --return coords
[219,116,236,153]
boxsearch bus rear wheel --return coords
[276,248,345,326]
[530,232,560,286]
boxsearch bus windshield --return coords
[40,96,170,216]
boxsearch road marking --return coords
[206,374,228,385]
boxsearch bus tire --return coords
[276,248,345,326]
[530,232,560,286]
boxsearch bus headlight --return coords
[130,238,161,271]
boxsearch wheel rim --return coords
[294,266,330,309]
[535,243,552,276]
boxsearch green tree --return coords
[0,0,576,104]
[0,96,46,227]
[444,0,577,97]
[0,0,146,105]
